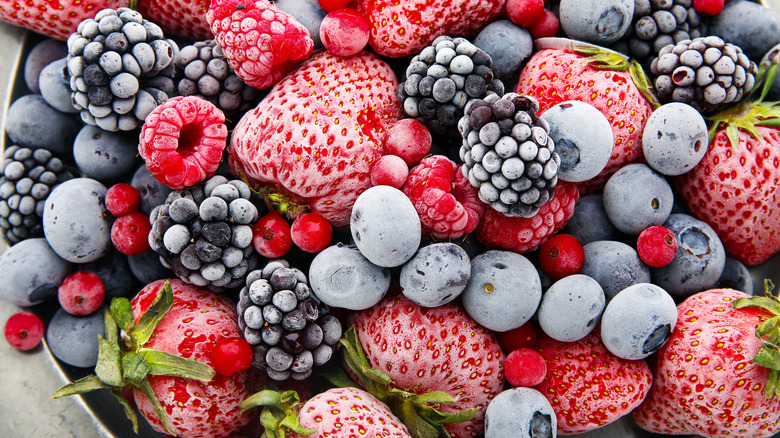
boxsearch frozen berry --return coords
[111,211,153,256]
[290,211,333,254]
[504,348,547,387]
[138,96,228,190]
[4,311,44,351]
[370,155,409,188]
[506,0,546,27]
[527,8,559,39]
[384,119,433,166]
[319,8,370,57]
[694,0,724,15]
[252,211,293,258]
[211,337,254,376]
[105,183,142,217]
[318,0,352,12]
[637,225,678,268]
[497,321,538,353]
[58,271,106,316]
[538,234,585,279]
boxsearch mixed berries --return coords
[3,1,780,438]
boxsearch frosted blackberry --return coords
[175,40,262,120]
[66,8,179,131]
[398,35,504,141]
[148,175,261,292]
[458,93,559,218]
[237,259,342,381]
[650,36,758,112]
[0,145,75,244]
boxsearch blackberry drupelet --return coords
[650,36,758,112]
[66,7,179,132]
[0,145,75,245]
[458,93,559,218]
[174,40,262,121]
[397,35,504,142]
[237,259,342,381]
[148,175,261,292]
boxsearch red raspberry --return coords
[538,233,585,279]
[207,0,314,90]
[637,225,678,268]
[527,8,559,38]
[105,183,141,217]
[290,211,333,253]
[504,348,547,387]
[58,271,106,316]
[384,118,433,166]
[476,181,579,254]
[370,155,409,188]
[252,210,293,258]
[497,320,538,353]
[111,211,153,256]
[139,96,227,190]
[320,8,371,57]
[4,311,44,351]
[506,0,546,27]
[211,337,254,376]
[402,155,485,241]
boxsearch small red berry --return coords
[637,225,678,268]
[693,0,724,15]
[385,119,433,166]
[105,183,141,217]
[539,234,585,279]
[370,155,409,188]
[252,211,293,258]
[290,211,333,253]
[497,321,538,352]
[58,271,106,316]
[320,8,371,57]
[318,0,353,12]
[4,311,44,351]
[506,0,546,27]
[111,211,153,256]
[527,8,559,38]
[211,337,254,376]
[504,348,548,387]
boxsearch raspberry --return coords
[58,271,106,316]
[476,181,579,254]
[291,212,333,254]
[111,211,153,256]
[504,347,547,387]
[538,233,585,279]
[637,225,678,268]
[211,337,254,376]
[252,211,293,258]
[4,311,44,351]
[370,155,409,189]
[105,183,141,217]
[402,155,485,241]
[139,96,228,190]
[320,8,371,57]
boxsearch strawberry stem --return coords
[733,279,780,398]
[240,388,316,437]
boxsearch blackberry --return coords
[0,145,75,245]
[66,8,179,132]
[148,175,261,292]
[237,259,342,381]
[397,35,504,141]
[650,36,758,112]
[458,93,559,218]
[175,40,262,120]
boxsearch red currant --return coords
[693,0,725,15]
[290,211,333,253]
[58,271,106,316]
[211,337,254,376]
[504,348,548,387]
[539,234,585,279]
[637,225,678,268]
[252,211,293,258]
[496,320,538,352]
[105,183,141,217]
[506,0,546,27]
[370,155,409,189]
[4,311,44,351]
[318,0,353,12]
[320,8,371,57]
[527,8,559,39]
[384,118,433,165]
[111,211,153,256]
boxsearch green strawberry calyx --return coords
[733,279,780,398]
[52,281,216,435]
[240,387,317,438]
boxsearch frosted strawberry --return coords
[632,287,780,437]
[0,0,128,40]
[229,50,402,229]
[515,38,658,193]
[206,0,314,90]
[136,0,212,41]
[354,0,506,58]
[402,155,485,241]
[476,180,578,254]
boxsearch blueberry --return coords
[73,125,139,182]
[24,38,68,94]
[715,256,754,296]
[460,250,542,332]
[5,94,81,158]
[651,213,726,298]
[131,163,173,216]
[642,103,709,176]
[46,307,105,368]
[484,387,557,438]
[602,163,674,235]
[600,283,678,360]
[39,58,78,113]
[540,100,613,183]
[537,274,606,342]
[0,237,71,306]
[81,248,137,299]
[127,249,173,284]
[308,243,390,310]
[400,242,471,307]
[473,20,533,80]
[559,0,635,44]
[562,194,622,245]
[579,240,651,302]
[708,0,780,62]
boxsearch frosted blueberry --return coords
[602,163,674,235]
[580,240,651,302]
[537,274,606,342]
[558,0,635,44]
[484,387,556,438]
[400,243,471,307]
[642,103,709,176]
[309,243,391,310]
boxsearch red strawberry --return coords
[401,155,485,241]
[354,0,506,58]
[515,38,657,193]
[136,0,212,41]
[476,180,578,254]
[206,0,314,90]
[675,99,780,266]
[0,0,128,40]
[349,295,505,438]
[632,288,780,437]
[229,50,402,229]
[533,329,653,435]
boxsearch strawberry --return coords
[136,0,212,41]
[532,329,653,435]
[206,0,314,90]
[514,38,658,193]
[229,50,402,229]
[0,0,128,40]
[632,287,780,437]
[354,0,506,58]
[347,294,505,438]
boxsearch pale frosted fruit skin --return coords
[0,237,71,306]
